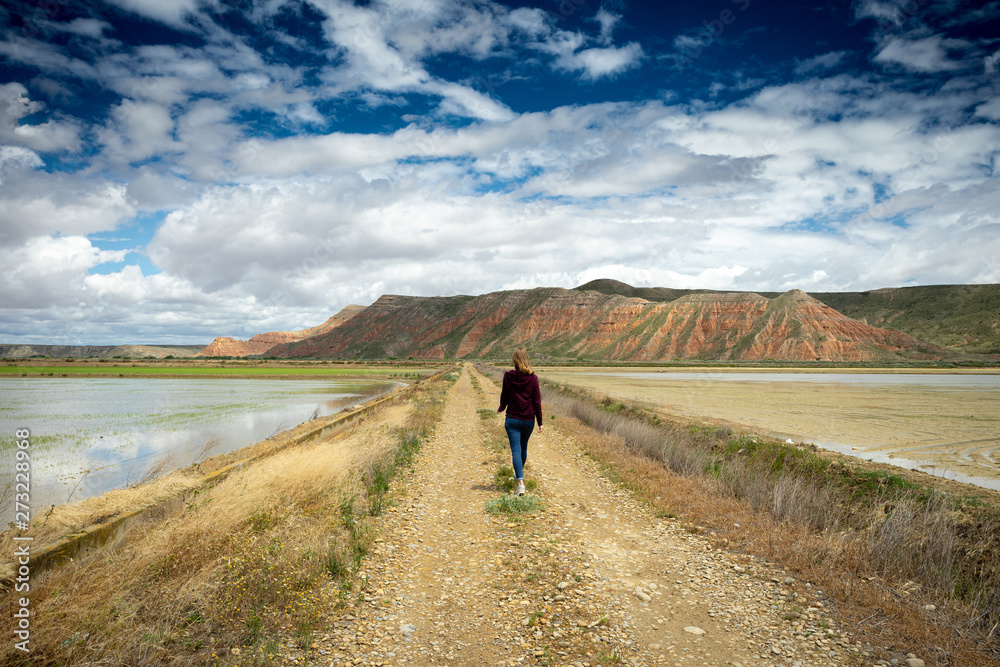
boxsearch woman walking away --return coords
[497,348,543,496]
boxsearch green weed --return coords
[485,494,546,516]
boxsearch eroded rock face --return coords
[267,287,949,362]
[198,305,366,357]
[199,337,275,357]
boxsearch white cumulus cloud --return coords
[0,82,81,153]
[874,34,966,72]
[103,0,201,28]
[556,42,644,80]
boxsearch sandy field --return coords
[543,367,1000,490]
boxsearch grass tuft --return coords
[485,494,546,516]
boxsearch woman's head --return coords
[512,348,533,375]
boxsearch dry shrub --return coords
[194,436,223,463]
[545,390,713,477]
[715,458,839,533]
[860,493,956,591]
[771,473,839,532]
[712,456,774,512]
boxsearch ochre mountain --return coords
[198,305,365,357]
[266,286,948,362]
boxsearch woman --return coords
[497,348,543,496]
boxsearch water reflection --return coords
[0,378,398,514]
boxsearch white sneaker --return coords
[516,480,526,496]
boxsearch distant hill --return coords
[573,279,711,303]
[199,305,366,356]
[577,281,1000,355]
[268,286,948,362]
[809,285,1000,355]
[0,344,204,359]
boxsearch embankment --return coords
[0,368,459,666]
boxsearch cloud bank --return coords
[0,0,998,343]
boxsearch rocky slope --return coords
[580,280,1000,355]
[269,286,947,362]
[198,305,365,357]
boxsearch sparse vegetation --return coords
[811,284,1000,354]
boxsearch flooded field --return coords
[543,368,1000,491]
[0,378,397,513]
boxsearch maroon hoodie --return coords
[498,369,543,427]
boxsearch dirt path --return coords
[290,365,867,667]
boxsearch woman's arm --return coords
[532,375,543,428]
[497,375,508,413]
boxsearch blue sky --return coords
[1,0,999,344]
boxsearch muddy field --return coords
[543,367,1000,490]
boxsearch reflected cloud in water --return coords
[0,378,398,513]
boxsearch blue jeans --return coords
[504,416,534,480]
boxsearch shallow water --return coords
[807,439,1000,492]
[0,378,397,514]
[547,369,1000,491]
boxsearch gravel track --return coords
[281,365,881,667]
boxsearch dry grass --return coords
[0,413,352,563]
[476,363,1000,665]
[0,375,452,667]
[0,468,207,562]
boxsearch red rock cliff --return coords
[266,287,949,362]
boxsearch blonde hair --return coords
[512,348,533,375]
